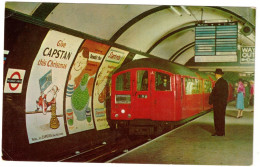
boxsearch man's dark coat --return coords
[209,77,229,135]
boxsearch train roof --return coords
[115,58,199,78]
[193,70,216,80]
[208,73,217,81]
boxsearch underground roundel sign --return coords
[4,68,26,93]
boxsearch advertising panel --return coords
[25,30,83,143]
[93,47,129,130]
[65,40,110,134]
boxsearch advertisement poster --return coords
[25,30,83,143]
[4,68,26,93]
[65,40,110,134]
[93,47,129,130]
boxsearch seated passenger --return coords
[141,77,148,91]
[157,76,170,91]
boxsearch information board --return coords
[195,22,238,62]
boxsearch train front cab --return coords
[110,69,177,128]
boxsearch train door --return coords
[111,71,132,120]
[132,70,151,119]
[152,71,174,121]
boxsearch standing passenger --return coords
[250,80,254,106]
[236,79,245,118]
[209,69,228,136]
[244,81,250,108]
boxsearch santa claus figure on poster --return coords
[35,85,59,115]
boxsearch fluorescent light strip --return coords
[181,6,191,16]
[170,6,182,16]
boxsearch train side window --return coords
[199,80,203,93]
[192,79,198,94]
[204,80,212,93]
[185,78,202,94]
[137,70,148,91]
[185,78,193,95]
[155,72,170,91]
[192,79,201,94]
[116,72,131,91]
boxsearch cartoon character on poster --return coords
[36,85,59,115]
[26,69,60,129]
[34,72,61,129]
[96,66,109,103]
[65,46,95,133]
[36,70,56,114]
[93,47,129,130]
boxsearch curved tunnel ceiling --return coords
[6,2,256,69]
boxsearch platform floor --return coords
[109,101,254,165]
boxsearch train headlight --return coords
[115,114,119,118]
[128,114,131,118]
[121,109,125,114]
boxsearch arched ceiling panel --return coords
[115,6,255,61]
[45,3,158,40]
[222,7,256,26]
[146,6,255,64]
[174,47,195,65]
[5,2,41,15]
[5,2,255,68]
[150,29,194,60]
[115,7,196,52]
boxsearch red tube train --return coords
[110,58,234,135]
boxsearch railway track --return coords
[58,135,150,163]
[58,111,209,163]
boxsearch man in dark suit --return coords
[209,69,229,136]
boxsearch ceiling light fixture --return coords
[181,6,191,16]
[170,6,182,16]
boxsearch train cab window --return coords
[116,72,130,91]
[155,72,170,91]
[137,70,148,91]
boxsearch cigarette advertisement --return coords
[25,30,83,143]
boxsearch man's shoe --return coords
[212,133,225,136]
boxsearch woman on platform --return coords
[236,79,245,118]
[250,80,254,107]
[244,81,250,108]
